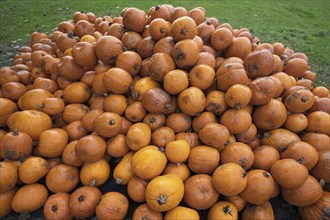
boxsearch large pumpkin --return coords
[208,201,238,220]
[96,191,129,220]
[43,192,73,220]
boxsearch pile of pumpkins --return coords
[0,4,330,220]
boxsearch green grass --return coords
[0,0,329,87]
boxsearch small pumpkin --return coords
[240,169,275,205]
[106,134,130,157]
[252,145,280,171]
[163,162,191,182]
[80,159,110,187]
[184,174,219,210]
[93,112,122,138]
[12,183,48,213]
[127,176,148,203]
[310,150,330,183]
[0,187,17,217]
[76,134,106,163]
[282,175,323,206]
[170,16,197,42]
[0,130,32,160]
[132,203,163,220]
[221,142,254,170]
[131,145,167,180]
[306,111,330,136]
[165,206,200,220]
[96,192,129,220]
[284,113,308,133]
[113,152,134,185]
[142,88,172,114]
[301,132,330,152]
[163,69,189,95]
[178,87,206,116]
[261,128,300,151]
[172,39,199,70]
[208,201,238,220]
[221,108,252,134]
[126,122,151,151]
[212,163,247,196]
[0,162,17,193]
[69,186,102,219]
[152,126,175,148]
[189,64,215,90]
[242,201,274,220]
[43,192,73,220]
[19,156,50,184]
[225,195,247,212]
[146,174,184,212]
[61,140,83,167]
[45,164,80,193]
[188,145,220,174]
[299,191,330,220]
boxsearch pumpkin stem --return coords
[164,103,172,109]
[301,97,308,103]
[142,217,149,220]
[180,28,187,35]
[149,117,156,124]
[132,91,139,99]
[12,130,19,136]
[157,194,167,205]
[51,205,57,212]
[116,178,123,184]
[241,171,247,178]
[68,32,74,38]
[155,5,160,10]
[160,28,165,33]
[32,141,39,146]
[89,179,97,187]
[103,92,109,97]
[263,132,270,138]
[224,139,231,147]
[234,103,241,110]
[206,20,212,25]
[109,120,115,125]
[78,195,85,202]
[281,146,287,153]
[297,157,305,164]
[158,147,165,153]
[223,206,233,215]
[177,52,185,61]
[319,179,325,188]
[176,162,182,167]
[263,171,271,178]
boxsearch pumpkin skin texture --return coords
[199,123,230,150]
[164,206,200,220]
[69,186,102,219]
[45,164,80,193]
[0,98,18,128]
[131,145,167,180]
[310,150,330,183]
[270,158,309,189]
[93,112,122,138]
[221,108,252,134]
[240,169,276,205]
[0,187,17,217]
[184,174,219,210]
[12,183,48,213]
[252,145,280,171]
[261,129,300,151]
[208,201,238,220]
[75,134,106,163]
[38,128,68,158]
[133,203,163,220]
[221,142,254,170]
[242,201,274,220]
[165,140,190,163]
[225,195,247,212]
[299,191,330,220]
[212,163,247,196]
[163,162,191,182]
[113,152,134,185]
[43,192,73,220]
[243,49,274,79]
[0,162,17,193]
[306,111,330,136]
[96,191,129,220]
[127,176,148,203]
[178,87,206,116]
[80,159,111,187]
[18,156,50,184]
[282,175,323,207]
[7,110,52,140]
[188,145,220,174]
[146,174,184,212]
[126,123,151,151]
[0,130,33,160]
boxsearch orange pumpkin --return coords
[45,164,80,193]
[261,128,300,151]
[184,174,219,210]
[76,134,106,163]
[242,201,274,220]
[170,16,197,42]
[0,130,32,160]
[221,142,254,170]
[188,145,220,174]
[43,192,72,220]
[212,163,247,196]
[0,187,17,217]
[80,159,110,187]
[127,176,148,203]
[131,145,167,180]
[132,203,163,220]
[126,123,151,151]
[252,145,280,171]
[225,195,247,212]
[208,201,238,220]
[18,156,50,184]
[163,162,191,182]
[172,39,199,70]
[165,206,200,220]
[299,191,330,220]
[165,140,190,163]
[12,183,48,213]
[221,109,252,134]
[178,87,206,116]
[69,186,102,219]
[93,112,122,138]
[96,191,129,220]
[240,169,275,205]
[0,162,17,193]
[146,174,184,212]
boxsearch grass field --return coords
[0,0,329,87]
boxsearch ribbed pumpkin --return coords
[126,122,151,151]
[0,187,17,217]
[261,128,300,151]
[127,176,148,203]
[188,145,220,174]
[0,130,32,160]
[243,49,274,79]
[142,88,172,114]
[170,16,197,42]
[18,156,50,184]
[310,150,330,183]
[184,174,219,210]
[96,192,129,220]
[221,108,252,134]
[252,145,280,171]
[165,206,200,220]
[208,201,238,220]
[43,192,73,220]
[80,159,110,187]
[282,175,323,206]
[103,67,133,95]
[172,39,199,70]
[178,87,206,116]
[212,163,247,196]
[45,164,79,193]
[75,134,106,163]
[240,169,276,205]
[242,201,274,220]
[221,142,254,170]
[131,145,167,180]
[0,162,17,193]
[132,203,163,220]
[299,191,330,220]
[145,174,184,212]
[95,36,124,65]
[163,162,191,182]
